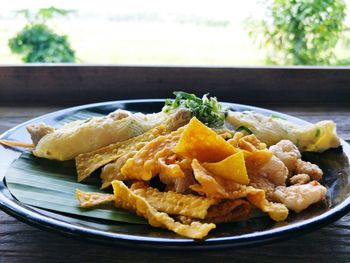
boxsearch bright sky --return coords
[1,1,350,65]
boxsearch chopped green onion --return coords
[271,114,287,120]
[315,128,321,138]
[162,91,228,127]
[236,126,253,134]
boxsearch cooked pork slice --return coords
[269,140,301,172]
[247,155,288,200]
[296,159,323,181]
[269,140,323,181]
[159,173,195,194]
[273,181,327,213]
[249,176,276,200]
[289,174,311,185]
[255,155,289,186]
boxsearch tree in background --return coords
[246,0,349,65]
[8,7,76,63]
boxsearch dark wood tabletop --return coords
[1,106,349,263]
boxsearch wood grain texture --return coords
[1,66,350,107]
[0,107,349,263]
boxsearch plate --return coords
[0,100,350,250]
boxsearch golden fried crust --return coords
[191,159,245,198]
[75,125,167,182]
[76,189,114,207]
[112,180,216,239]
[130,182,217,219]
[173,117,238,163]
[202,151,249,185]
[238,134,267,151]
[245,188,289,221]
[120,127,184,181]
[190,159,288,221]
[77,182,217,219]
[100,151,137,189]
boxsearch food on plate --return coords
[226,111,340,152]
[1,91,341,239]
[120,126,186,181]
[28,108,191,161]
[273,181,327,213]
[111,180,216,239]
[0,139,34,148]
[75,124,168,182]
[163,91,228,127]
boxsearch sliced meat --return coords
[255,155,288,186]
[159,172,195,194]
[296,159,323,181]
[273,181,327,213]
[269,139,301,172]
[289,173,311,185]
[249,175,276,200]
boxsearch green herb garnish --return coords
[163,91,228,127]
[236,125,253,134]
[315,128,321,138]
[271,114,287,120]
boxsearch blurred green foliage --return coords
[8,7,76,63]
[246,0,349,65]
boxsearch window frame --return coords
[0,65,349,107]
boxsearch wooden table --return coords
[1,106,349,263]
